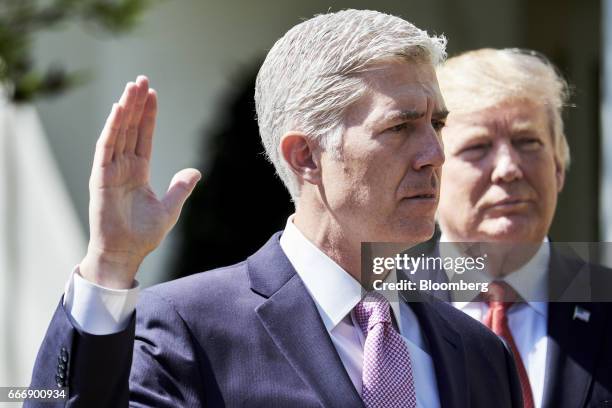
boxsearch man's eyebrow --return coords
[384,110,425,122]
[510,121,538,133]
[433,109,449,120]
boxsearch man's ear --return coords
[280,132,321,185]
[555,157,565,193]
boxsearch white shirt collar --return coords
[279,215,402,333]
[439,233,549,317]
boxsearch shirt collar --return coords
[279,216,402,333]
[280,216,362,332]
[439,233,549,317]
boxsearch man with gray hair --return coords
[29,11,521,407]
[433,48,612,408]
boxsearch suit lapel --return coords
[542,301,604,408]
[408,295,470,408]
[541,251,604,408]
[248,234,364,408]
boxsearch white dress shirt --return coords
[64,267,139,335]
[280,217,440,407]
[65,216,440,406]
[439,234,550,408]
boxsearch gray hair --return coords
[255,9,447,201]
[436,48,571,170]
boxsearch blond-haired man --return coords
[436,48,612,408]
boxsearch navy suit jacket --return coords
[408,239,612,408]
[543,253,612,408]
[28,233,522,407]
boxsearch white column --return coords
[0,97,86,387]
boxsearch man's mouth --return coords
[485,198,532,211]
[493,198,529,205]
[405,191,437,200]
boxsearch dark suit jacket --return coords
[28,233,522,407]
[407,239,612,408]
[543,253,612,408]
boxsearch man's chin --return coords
[478,218,534,243]
[391,218,435,243]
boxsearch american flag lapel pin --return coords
[573,306,591,323]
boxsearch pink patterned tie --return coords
[354,292,417,408]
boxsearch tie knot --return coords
[354,292,392,335]
[483,281,519,309]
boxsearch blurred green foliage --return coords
[0,0,151,103]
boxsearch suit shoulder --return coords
[140,260,251,311]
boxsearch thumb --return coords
[162,168,202,219]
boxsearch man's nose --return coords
[491,142,523,183]
[413,131,445,170]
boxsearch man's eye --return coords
[514,138,542,151]
[459,143,491,161]
[432,120,446,132]
[388,123,408,132]
[464,143,490,151]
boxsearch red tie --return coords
[483,282,534,408]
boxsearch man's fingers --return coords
[125,76,149,154]
[93,103,122,167]
[162,168,202,221]
[115,82,137,157]
[135,89,158,160]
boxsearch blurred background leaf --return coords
[0,0,152,103]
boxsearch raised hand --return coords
[80,76,201,289]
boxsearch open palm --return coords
[82,76,201,288]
